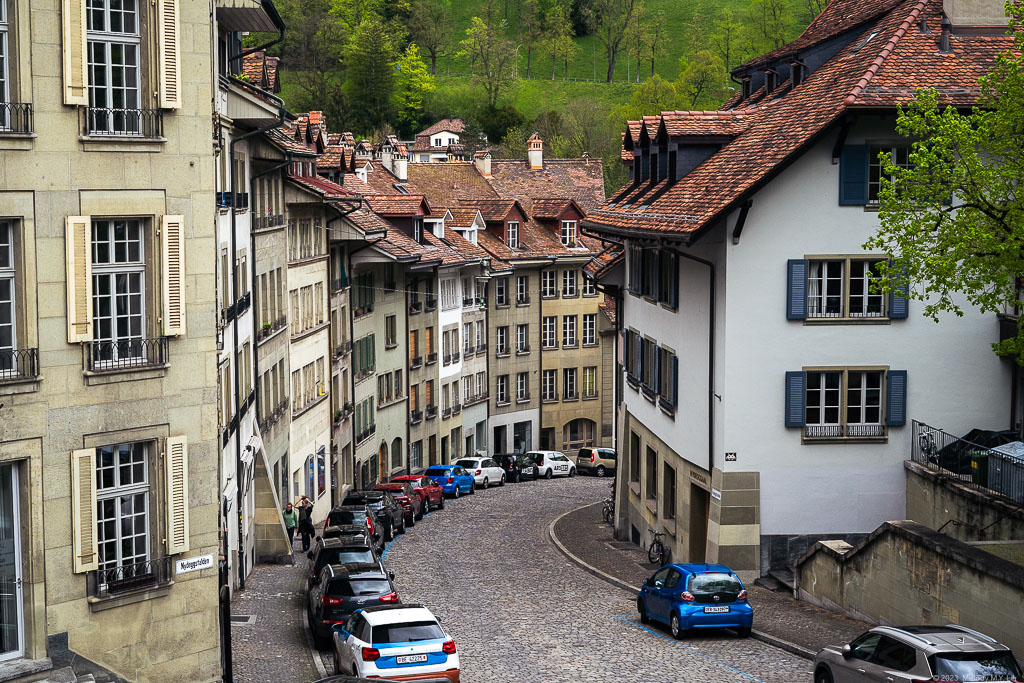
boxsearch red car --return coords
[374,481,424,526]
[390,475,445,513]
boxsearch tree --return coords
[343,15,399,133]
[624,0,648,83]
[592,0,642,82]
[711,8,745,73]
[332,0,385,32]
[408,0,452,75]
[392,44,435,134]
[864,5,1024,362]
[746,0,792,51]
[459,117,490,156]
[676,50,728,108]
[521,0,545,79]
[803,0,828,22]
[457,6,519,107]
[608,73,683,122]
[545,3,577,80]
[479,104,526,145]
[496,125,528,158]
[275,0,348,127]
[644,10,667,78]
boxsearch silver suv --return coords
[813,625,1022,683]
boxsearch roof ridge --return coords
[845,0,928,105]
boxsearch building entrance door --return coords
[0,463,24,661]
[688,483,709,563]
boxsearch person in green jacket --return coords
[282,502,298,547]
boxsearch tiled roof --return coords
[600,298,617,325]
[585,244,623,280]
[417,118,466,137]
[405,163,498,206]
[241,51,281,92]
[487,158,606,213]
[288,173,356,199]
[660,110,756,137]
[586,0,1012,240]
[339,173,373,194]
[341,207,391,236]
[457,198,519,222]
[443,207,484,229]
[530,198,579,221]
[264,126,317,156]
[360,166,408,195]
[363,195,431,216]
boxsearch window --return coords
[583,275,596,297]
[868,145,911,203]
[96,441,150,570]
[383,264,396,293]
[563,368,577,400]
[496,326,508,355]
[441,279,457,310]
[629,431,640,483]
[516,324,528,353]
[563,419,595,450]
[506,221,519,249]
[409,329,419,364]
[627,244,642,294]
[385,315,396,348]
[542,316,556,349]
[645,447,657,500]
[496,375,509,404]
[425,380,434,408]
[562,315,577,348]
[562,270,577,297]
[442,383,449,411]
[355,272,375,313]
[475,320,484,349]
[804,369,884,438]
[658,347,678,410]
[560,220,577,247]
[583,367,597,398]
[475,372,485,398]
[355,334,375,377]
[87,0,142,135]
[495,277,508,306]
[463,376,472,401]
[516,372,528,401]
[413,218,423,244]
[0,221,14,369]
[463,322,472,352]
[542,370,556,401]
[806,258,886,319]
[663,463,676,519]
[411,441,423,471]
[541,271,557,298]
[92,219,146,364]
[0,0,11,130]
[425,327,434,358]
[582,313,597,346]
[516,275,528,304]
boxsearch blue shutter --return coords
[785,371,806,427]
[623,330,631,374]
[839,145,870,205]
[889,273,909,319]
[653,348,662,394]
[886,370,907,426]
[652,252,661,302]
[670,254,679,309]
[671,355,679,407]
[787,259,809,320]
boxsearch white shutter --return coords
[161,215,186,336]
[165,436,190,555]
[61,0,89,105]
[157,0,182,109]
[65,216,93,343]
[71,448,99,573]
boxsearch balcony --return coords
[477,343,487,353]
[216,191,249,210]
[410,355,423,369]
[258,316,286,342]
[426,352,437,365]
[331,278,348,293]
[443,354,452,366]
[357,423,377,443]
[88,556,173,599]
[83,107,164,138]
[424,298,437,312]
[334,339,352,358]
[804,424,887,440]
[354,304,375,319]
[462,297,475,307]
[0,348,39,382]
[87,337,168,372]
[409,300,422,315]
[0,102,33,134]
[261,400,289,431]
[425,405,437,419]
[442,406,452,418]
[409,409,423,424]
[452,351,460,362]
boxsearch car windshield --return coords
[930,652,1022,681]
[323,549,374,565]
[371,621,445,644]
[515,456,532,465]
[689,573,743,595]
[329,510,366,526]
[425,468,449,476]
[455,459,478,467]
[327,578,390,597]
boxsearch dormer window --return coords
[414,218,424,243]
[765,69,779,93]
[791,62,806,87]
[741,77,751,99]
[507,221,519,249]
[560,221,577,248]
[640,145,650,182]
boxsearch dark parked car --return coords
[342,491,406,541]
[325,505,383,551]
[307,563,398,648]
[494,453,538,482]
[306,537,384,589]
[389,475,445,512]
[375,481,423,526]
[320,524,382,554]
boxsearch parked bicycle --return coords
[601,496,614,525]
[648,530,670,566]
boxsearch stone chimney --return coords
[943,0,1008,30]
[394,155,408,181]
[474,151,492,177]
[527,132,544,170]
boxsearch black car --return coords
[306,537,384,589]
[307,563,398,648]
[341,491,405,541]
[325,505,384,551]
[320,523,381,554]
[495,453,538,482]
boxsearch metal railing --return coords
[442,406,452,418]
[410,355,423,369]
[805,424,887,439]
[452,351,460,362]
[0,102,33,133]
[0,348,38,380]
[425,405,437,419]
[808,303,885,319]
[424,298,437,312]
[258,316,286,342]
[83,107,164,138]
[912,420,1024,503]
[88,337,168,371]
[409,300,422,314]
[443,354,452,365]
[426,352,437,365]
[409,409,422,424]
[452,402,462,414]
[89,556,173,599]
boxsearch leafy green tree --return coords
[746,0,793,52]
[643,9,668,78]
[275,0,348,127]
[459,117,490,156]
[545,3,578,80]
[408,0,452,75]
[592,0,642,82]
[457,5,519,107]
[480,104,526,145]
[711,8,745,73]
[624,0,648,83]
[676,50,728,108]
[392,44,435,134]
[497,125,528,158]
[332,0,385,32]
[343,15,399,132]
[864,4,1024,361]
[608,73,683,122]
[521,0,546,78]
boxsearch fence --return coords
[912,420,1024,504]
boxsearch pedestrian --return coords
[297,496,315,552]
[282,502,298,547]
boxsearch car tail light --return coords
[680,591,695,602]
[379,592,398,603]
[475,469,481,475]
[442,640,456,655]
[324,518,331,529]
[361,647,380,661]
[321,594,343,606]
[447,477,454,483]
[366,516,374,534]
[737,589,747,601]
[590,452,595,462]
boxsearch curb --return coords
[547,502,815,661]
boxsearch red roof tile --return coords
[405,163,498,206]
[487,158,606,213]
[363,195,431,216]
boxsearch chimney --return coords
[475,151,492,177]
[527,132,544,170]
[394,156,408,181]
[942,0,1008,30]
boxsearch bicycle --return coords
[601,497,614,525]
[648,530,670,566]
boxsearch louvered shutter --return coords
[157,0,182,109]
[671,355,679,407]
[888,271,910,319]
[61,0,88,105]
[784,371,807,428]
[161,215,186,336]
[65,216,93,343]
[839,145,870,205]
[885,371,908,426]
[165,436,190,554]
[670,254,679,309]
[653,347,662,394]
[787,259,808,320]
[652,252,661,302]
[70,448,99,573]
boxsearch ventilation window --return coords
[852,30,880,52]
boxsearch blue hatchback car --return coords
[424,465,475,498]
[637,563,753,639]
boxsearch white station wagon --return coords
[525,451,576,479]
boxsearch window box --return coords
[442,407,452,419]
[409,301,422,314]
[426,352,437,365]
[452,351,460,362]
[410,356,423,369]
[425,405,437,419]
[452,403,462,414]
[424,298,437,312]
[409,409,423,424]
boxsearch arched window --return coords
[316,445,326,498]
[391,438,402,470]
[563,418,596,451]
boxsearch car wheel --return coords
[406,512,415,528]
[637,599,649,624]
[399,516,407,534]
[438,494,445,509]
[453,486,460,499]
[569,467,576,478]
[596,465,606,477]
[499,474,505,486]
[469,481,475,495]
[736,626,751,638]
[384,522,393,542]
[482,477,489,489]
[545,469,553,479]
[813,666,834,683]
[670,613,684,640]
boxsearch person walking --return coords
[282,502,298,548]
[297,495,315,552]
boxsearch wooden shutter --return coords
[61,0,88,105]
[165,436,190,555]
[839,145,870,205]
[157,0,182,109]
[161,215,186,336]
[70,448,98,573]
[653,347,662,394]
[787,259,808,320]
[785,371,807,428]
[670,254,679,309]
[886,371,908,427]
[888,271,910,319]
[65,216,93,343]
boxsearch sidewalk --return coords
[550,501,870,658]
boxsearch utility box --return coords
[989,441,1024,503]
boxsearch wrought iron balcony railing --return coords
[84,107,164,138]
[0,102,33,134]
[88,556,173,599]
[87,337,168,371]
[0,348,39,380]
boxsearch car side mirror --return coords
[389,571,396,580]
[306,551,313,560]
[841,644,852,659]
[333,625,348,635]
[642,578,649,586]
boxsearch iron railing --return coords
[89,556,173,599]
[426,352,437,365]
[410,355,423,369]
[0,348,39,380]
[409,409,422,424]
[442,407,452,418]
[409,301,422,314]
[0,102,33,133]
[805,424,887,439]
[258,316,286,342]
[425,405,437,419]
[912,420,1024,503]
[83,107,164,138]
[452,351,460,362]
[88,337,168,371]
[452,402,462,414]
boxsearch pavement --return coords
[550,498,871,658]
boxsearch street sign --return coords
[710,488,722,501]
[175,554,214,575]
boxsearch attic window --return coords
[414,218,425,244]
[765,69,779,93]
[852,30,880,52]
[791,63,806,87]
[741,77,751,99]
[507,221,520,249]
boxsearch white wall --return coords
[489,407,539,453]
